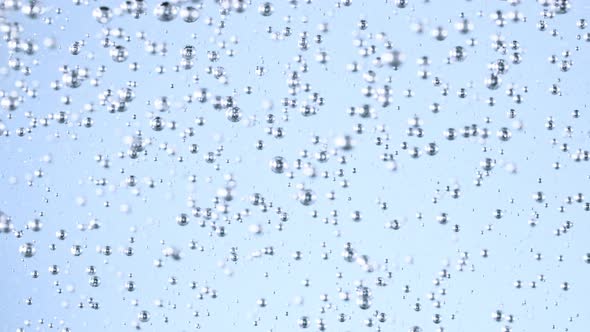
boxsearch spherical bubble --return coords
[225,107,242,122]
[93,6,113,24]
[431,26,448,40]
[382,50,405,69]
[154,2,178,21]
[21,1,41,18]
[27,219,43,231]
[125,280,136,291]
[231,0,248,12]
[154,96,170,112]
[150,116,164,131]
[180,6,200,22]
[138,310,151,322]
[395,0,408,8]
[71,245,83,256]
[270,156,287,173]
[436,213,449,224]
[297,316,310,328]
[56,229,67,240]
[357,297,371,309]
[181,45,196,60]
[480,158,495,171]
[125,0,147,18]
[450,46,466,62]
[176,213,189,226]
[297,189,316,206]
[497,127,512,141]
[110,45,128,63]
[256,298,267,307]
[19,243,36,258]
[334,135,354,150]
[485,73,502,90]
[455,18,473,33]
[89,276,101,287]
[62,69,83,88]
[258,2,274,16]
[1,96,19,111]
[69,41,83,55]
[424,142,439,156]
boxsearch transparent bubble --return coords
[297,189,316,206]
[181,45,196,60]
[154,2,178,21]
[138,310,151,322]
[93,6,113,24]
[270,156,287,173]
[110,45,129,63]
[150,117,164,131]
[180,6,200,22]
[225,107,242,122]
[19,243,36,258]
[258,2,274,16]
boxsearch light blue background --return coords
[1,0,589,331]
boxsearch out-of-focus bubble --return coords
[154,2,178,21]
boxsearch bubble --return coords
[150,117,164,131]
[297,189,316,206]
[225,107,242,122]
[180,6,200,22]
[69,41,83,55]
[424,142,439,156]
[485,73,502,90]
[71,245,83,256]
[258,2,274,16]
[395,0,409,8]
[270,156,287,173]
[138,310,151,322]
[125,280,136,291]
[48,265,60,275]
[89,276,101,287]
[382,50,405,69]
[176,213,189,226]
[181,45,196,60]
[27,219,43,232]
[297,316,310,328]
[497,127,512,141]
[1,96,19,111]
[93,6,113,24]
[431,26,448,40]
[480,158,495,171]
[436,213,449,225]
[19,243,36,258]
[154,2,178,21]
[449,46,467,62]
[110,45,129,63]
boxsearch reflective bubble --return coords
[93,6,113,24]
[225,107,242,122]
[154,2,178,21]
[297,189,316,206]
[180,6,200,22]
[19,243,36,258]
[138,310,151,322]
[270,156,287,173]
[110,45,129,63]
[258,2,274,16]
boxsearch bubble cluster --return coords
[0,1,589,331]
